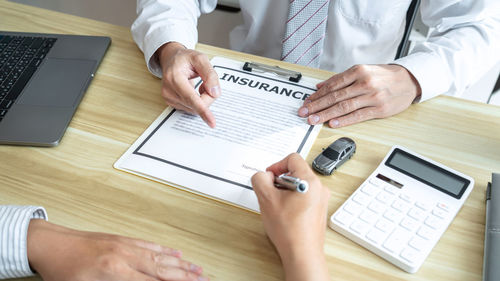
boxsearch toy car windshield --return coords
[322,147,340,160]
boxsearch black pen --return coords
[274,174,309,193]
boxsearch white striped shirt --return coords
[0,206,48,279]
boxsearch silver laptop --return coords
[0,31,110,146]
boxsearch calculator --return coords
[329,145,474,273]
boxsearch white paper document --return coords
[114,57,322,212]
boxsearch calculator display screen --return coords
[385,148,470,199]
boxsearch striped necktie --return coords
[281,0,330,68]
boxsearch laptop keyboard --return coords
[0,35,57,122]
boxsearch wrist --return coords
[280,245,328,281]
[27,219,51,272]
[27,220,72,273]
[403,66,422,103]
[157,42,187,69]
[280,243,324,266]
[389,63,422,103]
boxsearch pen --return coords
[274,174,309,193]
[483,173,500,281]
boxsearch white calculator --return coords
[329,145,474,273]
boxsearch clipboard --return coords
[243,61,302,83]
[114,57,322,212]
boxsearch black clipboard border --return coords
[133,64,317,190]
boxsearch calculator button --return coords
[366,229,388,245]
[383,228,412,254]
[384,209,403,224]
[424,216,441,230]
[350,220,370,236]
[334,211,354,226]
[343,201,363,216]
[369,177,382,187]
[409,236,428,251]
[368,201,386,214]
[400,248,419,264]
[408,208,427,222]
[376,192,394,204]
[392,200,410,214]
[400,217,419,232]
[375,219,394,233]
[417,226,435,240]
[353,193,371,206]
[399,194,412,204]
[415,201,431,211]
[436,202,450,212]
[359,210,378,224]
[384,185,400,195]
[361,183,380,196]
[431,208,447,219]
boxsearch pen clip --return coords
[243,62,302,83]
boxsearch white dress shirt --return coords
[0,206,47,279]
[132,0,500,102]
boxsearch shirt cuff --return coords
[392,51,453,103]
[141,24,198,79]
[0,206,48,279]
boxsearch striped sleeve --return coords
[0,206,48,279]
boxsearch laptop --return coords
[0,31,110,146]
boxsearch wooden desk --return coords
[1,1,499,280]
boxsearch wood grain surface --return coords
[1,1,499,280]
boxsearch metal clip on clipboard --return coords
[243,62,302,83]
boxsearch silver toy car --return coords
[312,137,356,175]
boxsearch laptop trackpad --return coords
[17,58,96,107]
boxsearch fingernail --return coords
[330,119,340,127]
[190,264,202,273]
[198,276,209,281]
[210,86,221,97]
[309,115,320,124]
[303,99,311,105]
[298,106,309,117]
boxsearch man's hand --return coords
[251,153,330,281]
[298,64,421,127]
[158,42,221,128]
[27,220,208,281]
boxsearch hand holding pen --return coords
[274,173,309,193]
[251,153,330,281]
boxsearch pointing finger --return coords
[174,78,216,128]
[190,53,221,98]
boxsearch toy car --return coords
[312,137,356,175]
